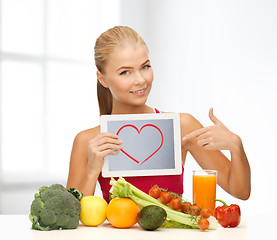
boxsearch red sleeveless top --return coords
[97,108,184,202]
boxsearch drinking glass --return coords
[193,170,217,212]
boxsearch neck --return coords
[111,102,154,115]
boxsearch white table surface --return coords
[0,214,272,240]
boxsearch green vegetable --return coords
[137,205,167,230]
[109,177,218,230]
[161,219,198,229]
[29,184,82,231]
[68,187,83,201]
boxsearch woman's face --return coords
[99,44,153,108]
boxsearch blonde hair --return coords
[94,26,148,115]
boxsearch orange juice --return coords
[193,170,217,212]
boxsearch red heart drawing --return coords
[116,124,164,165]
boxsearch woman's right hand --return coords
[87,132,123,173]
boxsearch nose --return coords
[134,71,146,85]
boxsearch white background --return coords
[0,0,276,216]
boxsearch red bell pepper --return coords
[213,199,241,228]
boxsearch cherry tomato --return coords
[181,202,192,213]
[200,208,212,219]
[190,205,201,216]
[198,218,209,231]
[169,198,182,210]
[149,187,162,199]
[159,192,172,204]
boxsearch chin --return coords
[132,94,149,105]
[128,100,147,108]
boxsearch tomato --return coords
[169,198,182,210]
[159,192,173,204]
[149,187,162,199]
[190,205,201,216]
[200,208,212,219]
[180,202,201,216]
[198,218,209,231]
[181,202,191,213]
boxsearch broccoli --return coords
[29,184,82,231]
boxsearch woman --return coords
[66,26,251,202]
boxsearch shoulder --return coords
[161,111,203,135]
[179,113,203,135]
[73,125,100,146]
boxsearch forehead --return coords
[106,44,149,70]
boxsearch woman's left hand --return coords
[183,108,240,151]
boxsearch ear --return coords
[97,70,109,88]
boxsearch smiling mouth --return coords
[130,88,146,94]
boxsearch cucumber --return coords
[137,205,167,231]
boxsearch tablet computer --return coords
[100,112,182,177]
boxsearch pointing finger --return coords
[209,107,221,125]
[182,127,207,141]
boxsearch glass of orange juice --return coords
[193,170,217,212]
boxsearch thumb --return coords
[209,107,221,125]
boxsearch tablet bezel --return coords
[100,113,182,178]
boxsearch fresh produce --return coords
[198,218,209,231]
[106,198,139,228]
[80,196,107,226]
[180,201,201,216]
[213,199,241,228]
[29,184,82,231]
[189,204,201,216]
[162,219,198,229]
[200,208,212,219]
[68,187,83,200]
[109,177,218,230]
[137,205,167,230]
[159,192,173,204]
[180,202,191,213]
[149,186,200,215]
[162,216,217,230]
[169,198,182,210]
[149,186,162,199]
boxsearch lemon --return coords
[80,196,107,226]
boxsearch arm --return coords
[66,127,123,196]
[181,109,251,200]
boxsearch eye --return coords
[142,65,151,70]
[120,70,129,75]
